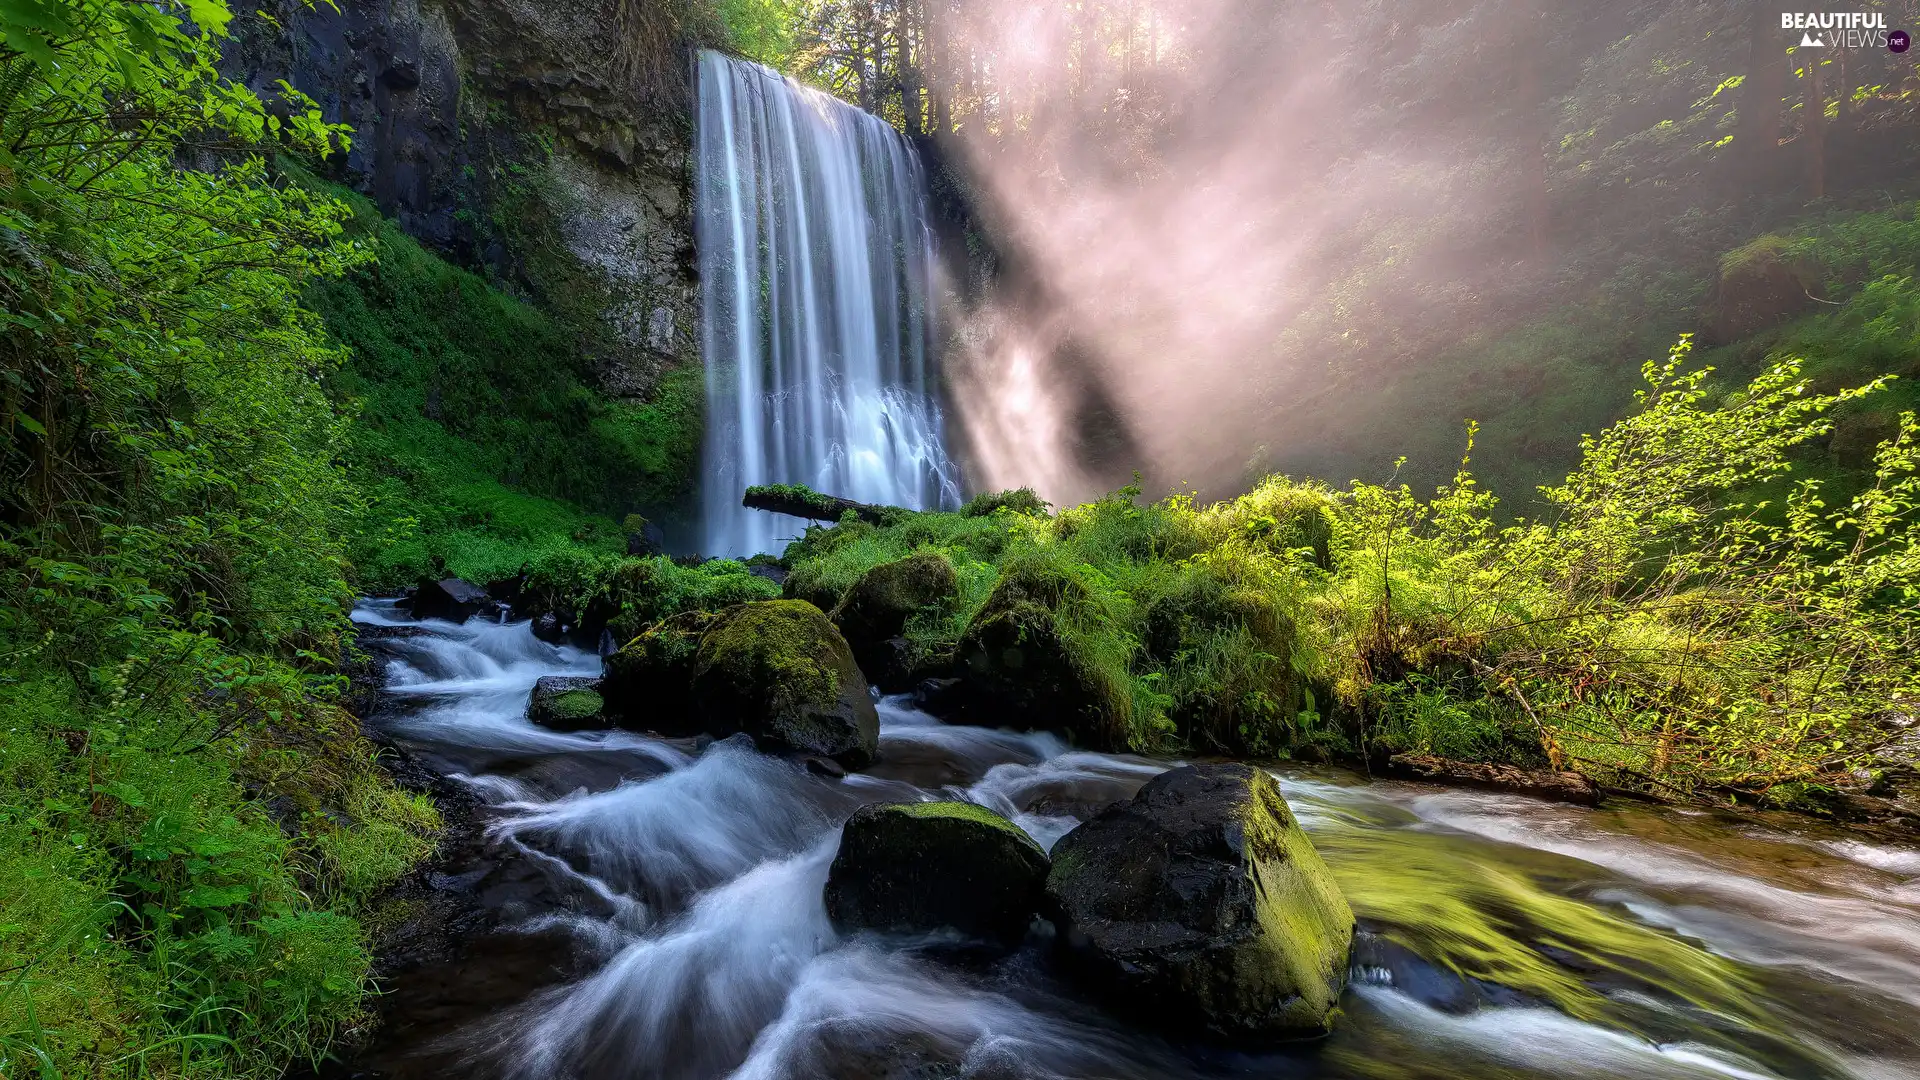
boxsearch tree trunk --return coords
[742,487,901,526]
[896,0,922,135]
[1805,51,1826,199]
[1738,0,1787,170]
[1516,0,1550,262]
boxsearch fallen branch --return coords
[1385,753,1603,806]
[742,485,905,526]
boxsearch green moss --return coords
[892,800,1045,852]
[294,175,704,592]
[747,483,840,515]
[699,601,843,713]
[550,689,605,721]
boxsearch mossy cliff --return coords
[222,0,724,588]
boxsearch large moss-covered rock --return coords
[1046,764,1354,1042]
[825,801,1050,944]
[526,676,607,731]
[830,554,958,690]
[955,565,1125,751]
[690,601,879,767]
[1702,235,1823,345]
[599,610,714,734]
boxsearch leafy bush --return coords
[0,3,438,1074]
[783,339,1920,802]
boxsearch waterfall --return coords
[694,50,961,559]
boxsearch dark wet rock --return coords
[955,568,1124,751]
[625,517,667,557]
[915,676,964,711]
[749,562,790,586]
[599,609,714,732]
[601,601,879,765]
[802,755,847,779]
[1046,764,1355,1042]
[1385,753,1601,806]
[530,611,565,644]
[526,676,607,732]
[691,601,880,767]
[411,577,494,623]
[826,801,1050,944]
[831,554,958,689]
[486,573,525,604]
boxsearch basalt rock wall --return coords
[225,0,705,400]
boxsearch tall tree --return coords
[1804,50,1827,199]
[1739,0,1788,171]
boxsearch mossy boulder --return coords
[955,565,1126,751]
[830,553,958,690]
[825,800,1050,944]
[599,610,715,733]
[689,600,879,767]
[1046,764,1354,1043]
[526,676,607,732]
[1702,235,1823,345]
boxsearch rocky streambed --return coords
[337,598,1920,1080]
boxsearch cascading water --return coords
[346,603,1920,1080]
[694,50,962,558]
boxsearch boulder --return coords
[690,600,879,767]
[825,801,1050,944]
[526,676,608,732]
[411,578,494,622]
[623,514,667,557]
[599,610,714,733]
[1702,235,1823,345]
[1046,764,1354,1042]
[955,568,1125,751]
[830,554,957,689]
[530,611,565,644]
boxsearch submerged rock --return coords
[1046,764,1354,1042]
[526,676,607,732]
[830,553,957,690]
[826,800,1050,944]
[691,600,879,767]
[411,577,494,622]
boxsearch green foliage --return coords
[518,551,781,643]
[303,185,703,592]
[784,339,1920,801]
[0,3,434,1075]
[715,0,800,66]
[962,488,1051,517]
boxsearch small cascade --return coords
[694,50,962,558]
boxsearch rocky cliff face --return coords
[226,0,705,400]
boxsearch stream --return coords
[348,601,1920,1079]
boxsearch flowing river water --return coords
[348,601,1920,1080]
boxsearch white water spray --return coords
[694,50,962,558]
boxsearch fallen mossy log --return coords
[1385,753,1602,806]
[742,484,905,526]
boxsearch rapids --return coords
[348,601,1920,1079]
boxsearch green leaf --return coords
[181,884,253,909]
